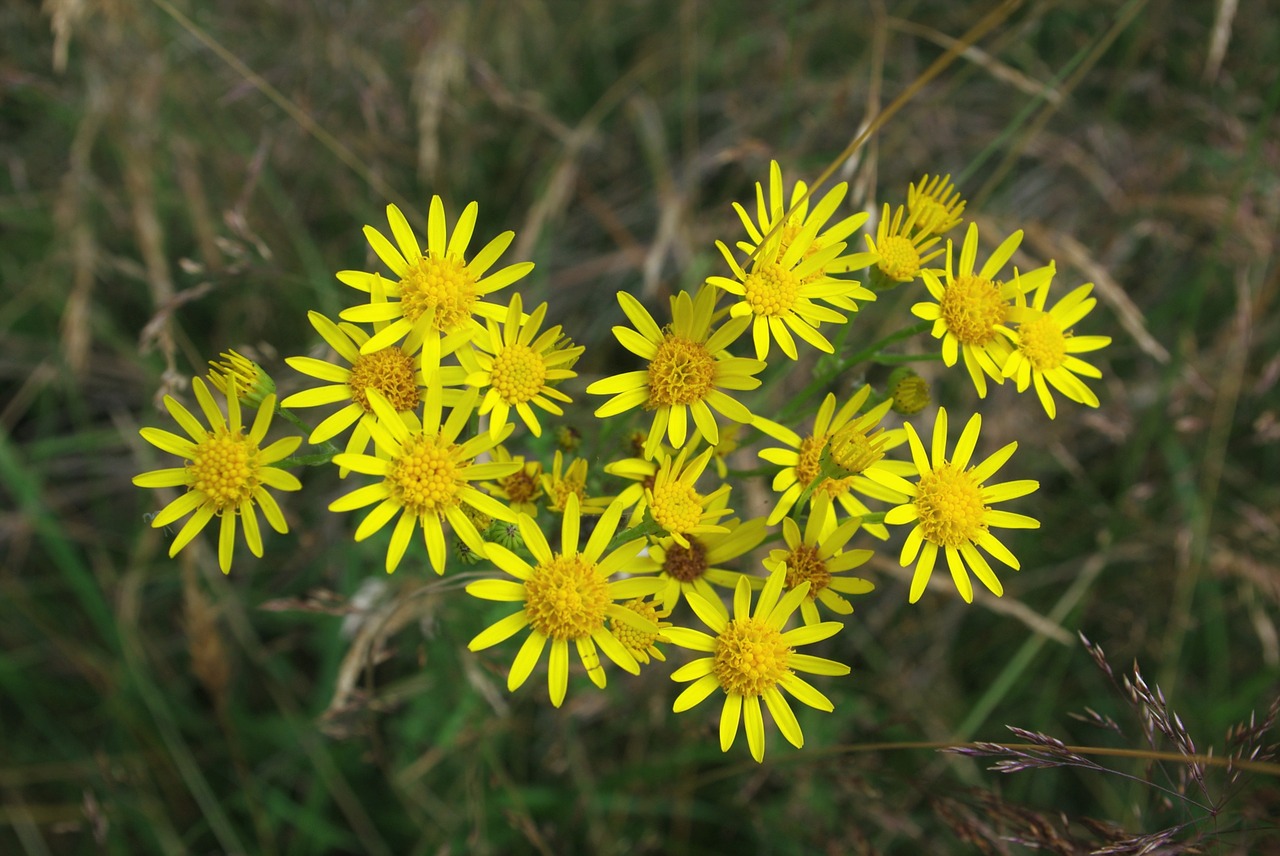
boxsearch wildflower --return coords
[327,385,520,574]
[133,376,301,573]
[337,198,534,358]
[864,203,947,285]
[866,407,1040,603]
[482,446,543,516]
[587,287,764,460]
[911,223,1054,397]
[207,349,275,408]
[541,450,610,514]
[460,291,583,438]
[731,160,877,306]
[765,494,874,625]
[282,309,465,460]
[999,275,1111,419]
[709,178,875,358]
[667,563,851,763]
[755,386,914,538]
[631,491,768,613]
[906,173,966,236]
[465,495,663,707]
[644,444,734,548]
[608,598,673,666]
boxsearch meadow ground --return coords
[2,0,1279,853]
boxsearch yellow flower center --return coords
[1017,313,1068,371]
[876,235,921,282]
[348,347,420,412]
[398,254,478,332]
[490,344,547,405]
[609,598,664,659]
[647,335,716,406]
[910,197,949,234]
[742,260,801,317]
[829,422,888,474]
[713,617,791,697]
[387,434,461,515]
[500,466,541,505]
[189,429,260,511]
[546,460,588,511]
[796,435,854,499]
[777,224,828,285]
[914,462,987,548]
[524,554,609,641]
[662,537,709,582]
[940,275,1008,345]
[782,544,830,597]
[650,481,703,535]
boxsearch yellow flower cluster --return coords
[133,160,1112,764]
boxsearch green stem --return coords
[274,405,341,466]
[778,320,932,423]
[603,516,665,555]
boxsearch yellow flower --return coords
[911,223,1054,397]
[999,274,1111,419]
[337,198,534,360]
[540,450,610,514]
[754,386,914,538]
[327,384,520,574]
[207,349,275,408]
[765,494,874,625]
[708,170,876,359]
[134,376,301,573]
[731,160,877,303]
[481,446,543,516]
[608,598,673,666]
[586,287,764,460]
[281,308,466,457]
[866,407,1040,603]
[667,563,851,763]
[864,203,946,284]
[630,491,768,614]
[465,495,663,707]
[459,291,582,438]
[907,173,966,236]
[644,444,734,548]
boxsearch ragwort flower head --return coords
[631,489,768,614]
[327,384,521,575]
[644,444,734,549]
[907,173,966,237]
[765,494,874,626]
[667,563,851,763]
[912,223,1054,397]
[207,349,275,408]
[482,446,543,516]
[587,286,764,460]
[134,376,301,573]
[337,198,534,360]
[866,408,1040,604]
[540,450,609,514]
[282,308,466,464]
[999,273,1111,419]
[864,203,946,284]
[755,385,914,538]
[460,291,583,438]
[608,598,673,666]
[466,495,663,707]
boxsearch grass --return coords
[3,0,1279,852]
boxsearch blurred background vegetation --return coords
[2,0,1278,852]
